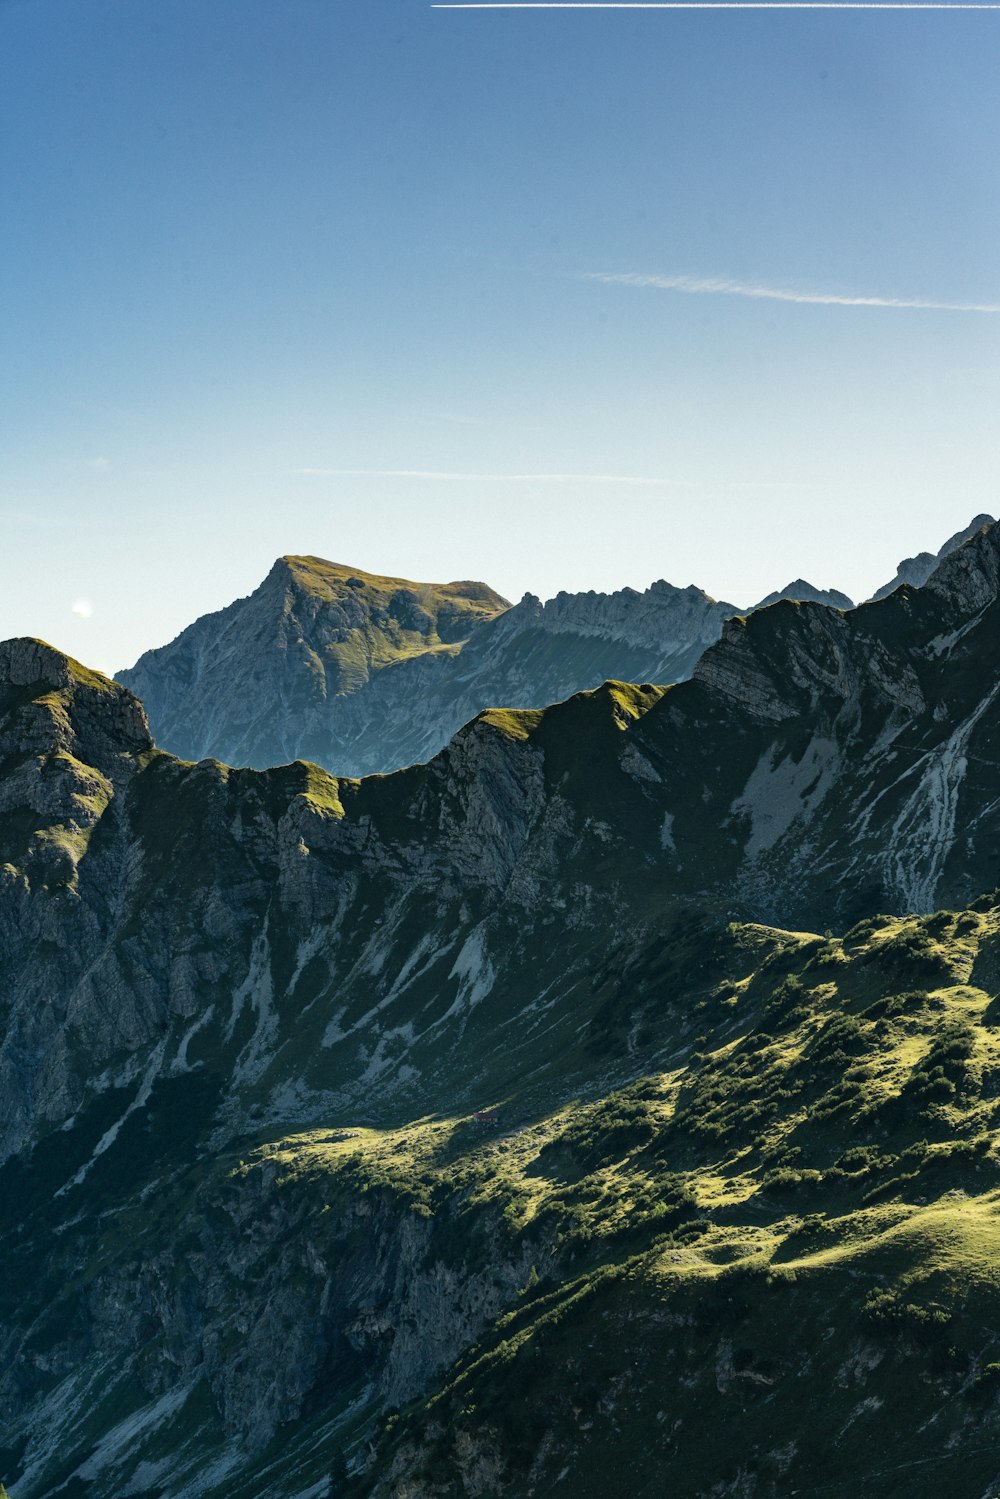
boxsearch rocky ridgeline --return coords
[870,512,995,601]
[117,517,993,780]
[116,557,865,777]
[504,578,735,654]
[7,524,1000,1163]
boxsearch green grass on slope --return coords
[329,903,1000,1497]
[38,904,991,1498]
[282,556,508,617]
[280,557,510,694]
[12,889,1000,1495]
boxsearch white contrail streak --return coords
[584,271,1000,312]
[434,3,1000,9]
[293,468,800,488]
[296,468,685,484]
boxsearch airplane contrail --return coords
[293,468,801,489]
[433,4,1000,10]
[585,271,1000,312]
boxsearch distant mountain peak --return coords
[113,517,996,780]
[870,512,996,602]
[751,579,855,612]
[271,554,510,612]
[115,562,742,774]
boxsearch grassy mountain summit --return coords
[276,556,508,668]
[6,521,1000,1494]
[117,557,510,768]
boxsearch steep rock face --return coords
[630,523,1000,926]
[0,642,155,1157]
[869,512,995,601]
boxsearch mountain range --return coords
[3,516,1000,1495]
[117,525,989,779]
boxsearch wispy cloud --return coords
[296,467,681,484]
[71,598,93,620]
[584,271,1000,313]
[293,467,799,489]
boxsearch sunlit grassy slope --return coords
[9,904,1000,1496]
[279,556,510,693]
[286,905,1000,1496]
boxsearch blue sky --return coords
[2,0,1000,672]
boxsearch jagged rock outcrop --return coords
[869,511,995,601]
